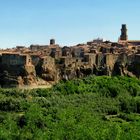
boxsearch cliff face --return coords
[56,53,139,81]
[22,65,37,86]
[0,53,140,88]
[0,55,57,87]
[0,64,37,87]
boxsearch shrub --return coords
[0,97,22,111]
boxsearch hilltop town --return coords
[0,24,140,87]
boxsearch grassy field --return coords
[0,76,140,140]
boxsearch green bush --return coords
[0,97,22,111]
[0,76,140,139]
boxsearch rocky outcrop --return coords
[0,64,37,87]
[21,65,37,86]
[0,71,19,87]
[36,56,57,82]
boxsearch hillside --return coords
[0,76,140,140]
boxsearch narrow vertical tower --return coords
[50,39,55,45]
[120,24,128,41]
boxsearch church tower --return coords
[50,39,55,45]
[120,24,128,41]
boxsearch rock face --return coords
[22,65,37,86]
[36,56,57,81]
[55,53,140,81]
[0,64,37,87]
[0,71,19,87]
[0,55,57,87]
[0,52,140,88]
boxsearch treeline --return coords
[0,76,140,139]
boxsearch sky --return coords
[0,0,140,48]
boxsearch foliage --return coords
[0,76,140,139]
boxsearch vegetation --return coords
[1,76,140,140]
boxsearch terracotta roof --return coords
[128,40,140,43]
[2,52,20,55]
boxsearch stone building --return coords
[16,46,26,50]
[41,56,55,69]
[2,53,32,66]
[84,53,96,66]
[72,45,89,58]
[96,53,104,66]
[128,40,140,46]
[59,57,76,68]
[38,56,57,81]
[62,46,72,57]
[30,45,49,51]
[49,45,62,59]
[105,53,119,68]
[30,54,41,66]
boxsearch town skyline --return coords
[0,0,140,48]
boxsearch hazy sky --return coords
[0,0,140,48]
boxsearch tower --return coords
[50,39,55,45]
[120,24,128,41]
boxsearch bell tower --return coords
[50,39,55,45]
[120,24,128,41]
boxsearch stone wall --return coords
[2,53,31,66]
[30,45,49,51]
[105,53,119,69]
[84,53,96,66]
[96,53,104,66]
[31,55,40,66]
[59,57,76,67]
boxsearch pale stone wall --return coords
[59,57,76,67]
[84,53,96,66]
[105,53,119,67]
[42,56,55,70]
